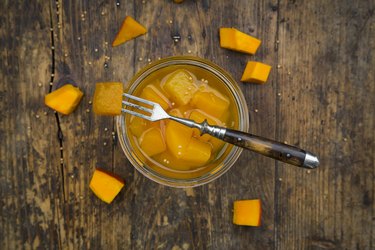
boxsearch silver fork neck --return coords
[169,116,202,129]
[169,116,226,139]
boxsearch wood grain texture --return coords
[0,0,374,249]
[276,0,375,249]
[0,1,63,249]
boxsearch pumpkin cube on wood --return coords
[44,84,84,115]
[89,169,124,204]
[241,61,272,84]
[220,28,261,55]
[233,199,262,226]
[93,82,123,115]
[112,16,147,47]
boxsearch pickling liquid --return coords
[126,64,240,179]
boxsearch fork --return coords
[122,93,319,169]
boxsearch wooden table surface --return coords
[1,0,374,249]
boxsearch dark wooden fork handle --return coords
[222,129,319,169]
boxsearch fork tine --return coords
[122,100,153,114]
[121,108,153,121]
[123,93,155,106]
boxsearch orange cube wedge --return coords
[189,109,223,141]
[112,16,147,47]
[93,82,123,115]
[233,199,262,226]
[129,116,149,138]
[220,28,261,55]
[191,90,230,118]
[139,127,166,157]
[210,137,225,152]
[189,110,225,152]
[241,61,272,84]
[140,85,170,110]
[165,120,193,159]
[163,69,198,106]
[153,151,199,171]
[44,84,84,115]
[168,108,184,118]
[89,169,124,204]
[181,138,211,165]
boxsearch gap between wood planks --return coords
[274,0,281,248]
[48,1,64,248]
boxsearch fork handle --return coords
[215,128,319,169]
[171,116,319,169]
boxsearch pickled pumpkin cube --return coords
[168,108,184,118]
[181,138,211,165]
[129,116,149,137]
[191,90,230,118]
[89,169,124,204]
[241,61,271,84]
[140,85,170,110]
[139,127,166,157]
[210,137,225,152]
[220,28,261,55]
[112,16,147,47]
[163,69,198,106]
[93,82,123,115]
[44,84,84,115]
[189,109,222,142]
[233,199,262,226]
[165,120,193,159]
[153,151,199,171]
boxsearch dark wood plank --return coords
[49,0,135,248]
[276,0,375,249]
[0,1,63,249]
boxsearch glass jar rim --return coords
[116,56,249,188]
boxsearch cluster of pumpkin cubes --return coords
[127,69,230,169]
[220,28,272,84]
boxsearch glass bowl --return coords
[116,56,249,188]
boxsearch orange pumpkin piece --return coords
[140,85,170,110]
[93,82,123,115]
[241,61,272,84]
[153,150,202,171]
[233,199,262,226]
[139,127,166,157]
[191,90,230,118]
[44,84,84,115]
[165,119,193,159]
[210,137,225,152]
[112,16,147,47]
[220,28,261,55]
[189,109,223,141]
[129,116,149,137]
[168,108,184,118]
[181,138,211,165]
[89,169,124,204]
[163,69,198,106]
